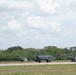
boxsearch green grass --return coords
[0,64,76,75]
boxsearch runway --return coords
[0,62,76,66]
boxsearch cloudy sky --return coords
[0,0,76,49]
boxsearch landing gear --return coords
[46,60,50,63]
[38,60,41,63]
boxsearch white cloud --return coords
[26,16,61,32]
[7,20,22,31]
[0,0,6,5]
[36,0,76,15]
[74,0,76,3]
[0,13,15,21]
[66,0,76,5]
[37,0,60,14]
[8,0,33,10]
[0,0,34,10]
[60,32,70,37]
[51,0,76,6]
[0,0,76,49]
[48,21,61,32]
[74,30,76,33]
[64,0,72,6]
[26,16,47,28]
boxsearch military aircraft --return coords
[71,56,76,62]
[35,53,55,63]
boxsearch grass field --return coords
[0,64,76,75]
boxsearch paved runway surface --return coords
[0,62,76,66]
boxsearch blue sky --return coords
[0,0,76,49]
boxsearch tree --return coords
[7,46,23,51]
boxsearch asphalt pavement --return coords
[0,62,76,66]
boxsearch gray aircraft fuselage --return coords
[35,54,55,63]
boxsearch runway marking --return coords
[0,62,76,66]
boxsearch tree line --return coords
[0,46,76,61]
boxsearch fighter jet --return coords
[71,56,76,62]
[35,53,55,63]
